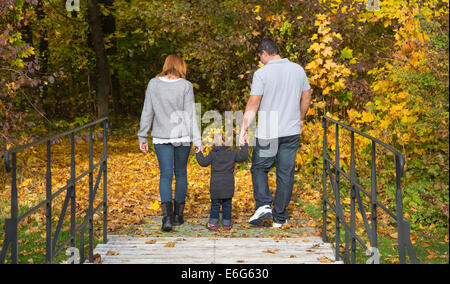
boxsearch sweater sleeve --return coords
[196,151,212,167]
[184,83,202,147]
[235,143,249,162]
[137,80,154,144]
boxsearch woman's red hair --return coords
[157,54,187,79]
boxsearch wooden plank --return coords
[94,236,342,264]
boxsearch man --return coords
[239,38,312,228]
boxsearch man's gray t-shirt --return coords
[250,58,311,139]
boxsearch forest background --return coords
[0,0,448,263]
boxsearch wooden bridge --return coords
[94,235,342,264]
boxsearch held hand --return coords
[239,130,248,146]
[196,146,204,153]
[140,142,149,154]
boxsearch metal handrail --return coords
[322,115,419,264]
[1,117,109,264]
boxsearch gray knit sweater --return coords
[138,77,202,147]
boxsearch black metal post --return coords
[370,141,378,255]
[335,124,340,261]
[10,153,18,264]
[45,141,52,263]
[350,132,356,264]
[70,133,76,264]
[103,120,108,244]
[395,154,406,264]
[322,117,327,243]
[88,126,94,262]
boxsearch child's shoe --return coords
[222,219,232,230]
[222,224,232,230]
[206,222,218,231]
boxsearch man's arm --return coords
[300,89,312,124]
[239,95,262,144]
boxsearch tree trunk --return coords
[99,0,122,116]
[87,0,111,119]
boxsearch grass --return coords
[0,203,104,264]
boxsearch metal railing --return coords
[322,115,419,264]
[1,117,109,264]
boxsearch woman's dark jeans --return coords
[153,143,191,203]
[250,134,300,224]
[209,198,232,226]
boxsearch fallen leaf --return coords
[317,257,334,263]
[106,251,120,256]
[164,242,176,247]
[93,253,102,264]
[145,239,157,244]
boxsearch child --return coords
[196,137,248,230]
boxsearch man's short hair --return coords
[257,38,279,55]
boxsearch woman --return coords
[138,54,202,232]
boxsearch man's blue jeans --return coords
[250,134,299,223]
[153,143,191,203]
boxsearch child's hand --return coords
[196,146,204,153]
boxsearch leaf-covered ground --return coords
[0,127,318,234]
[105,132,316,233]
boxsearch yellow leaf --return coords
[164,242,176,247]
[317,257,334,263]
[149,200,159,210]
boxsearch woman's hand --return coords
[140,142,149,154]
[195,146,204,153]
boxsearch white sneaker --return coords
[249,205,272,225]
[272,220,288,228]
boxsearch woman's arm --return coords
[196,151,212,167]
[137,81,155,145]
[184,83,202,148]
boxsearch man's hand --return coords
[240,95,262,146]
[140,142,149,154]
[196,146,204,153]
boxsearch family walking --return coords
[138,38,312,232]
